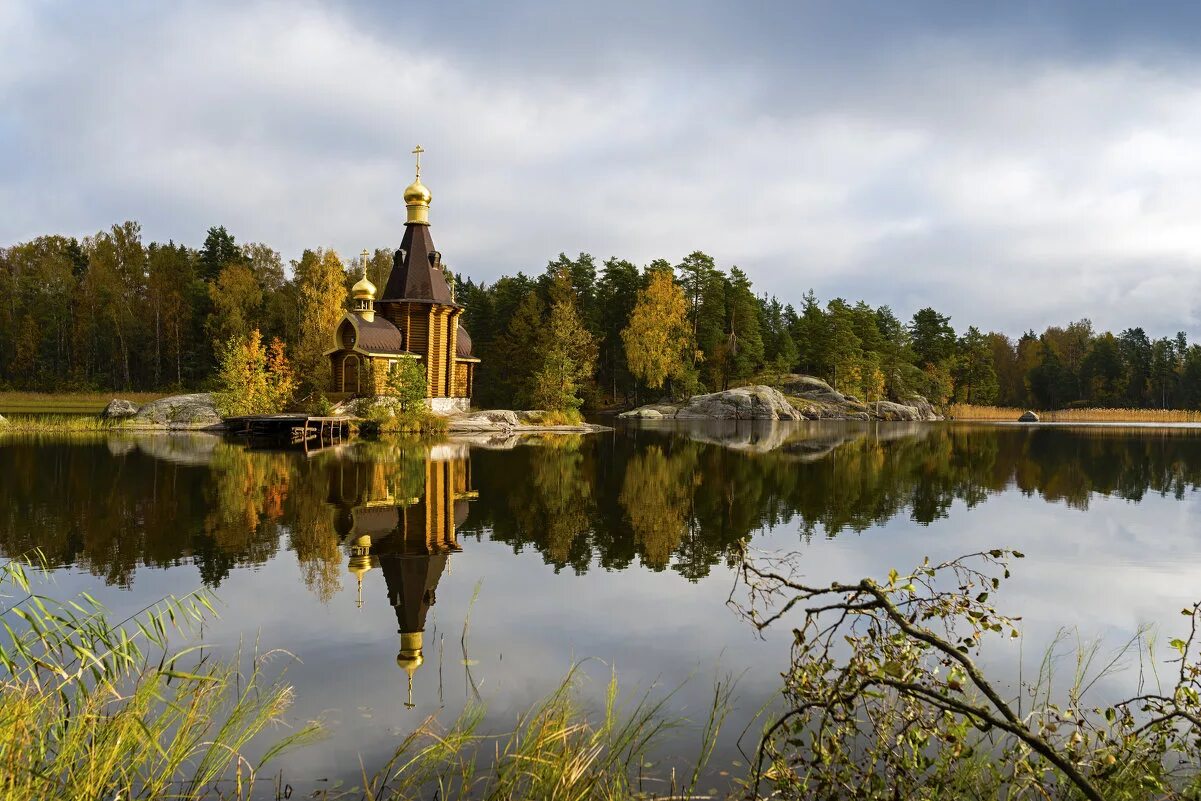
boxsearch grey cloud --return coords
[4,0,1201,337]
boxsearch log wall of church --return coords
[427,308,445,398]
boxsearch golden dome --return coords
[404,146,432,225]
[403,179,431,206]
[351,275,376,300]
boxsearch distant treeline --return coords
[1,221,1194,409]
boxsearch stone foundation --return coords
[428,397,471,414]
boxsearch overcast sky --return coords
[5,1,1201,337]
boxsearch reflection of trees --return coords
[466,425,1201,581]
[288,463,341,603]
[7,426,1201,589]
[462,437,596,573]
[201,443,288,566]
[511,437,594,568]
[619,444,698,570]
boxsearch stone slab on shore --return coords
[621,385,800,421]
[446,409,610,434]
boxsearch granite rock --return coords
[621,385,802,421]
[102,398,139,419]
[131,393,223,429]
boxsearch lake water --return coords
[4,421,1201,792]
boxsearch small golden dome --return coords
[351,275,376,300]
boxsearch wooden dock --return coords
[224,415,354,450]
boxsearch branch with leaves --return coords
[732,548,1201,800]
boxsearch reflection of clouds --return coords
[19,424,1201,788]
[762,489,1201,709]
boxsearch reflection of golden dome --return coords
[351,275,376,300]
[397,631,424,673]
[397,630,424,708]
[347,535,373,609]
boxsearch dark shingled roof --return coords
[455,324,473,358]
[381,223,457,305]
[355,316,408,355]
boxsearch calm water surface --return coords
[4,421,1201,789]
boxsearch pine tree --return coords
[596,257,643,402]
[491,290,545,407]
[721,266,764,388]
[909,307,956,367]
[531,268,597,414]
[953,326,999,404]
[198,226,241,282]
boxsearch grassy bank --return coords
[950,403,1201,423]
[0,391,171,415]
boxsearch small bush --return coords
[357,402,447,436]
[527,408,583,426]
[307,392,334,416]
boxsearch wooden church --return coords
[326,147,479,411]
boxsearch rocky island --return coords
[619,376,941,422]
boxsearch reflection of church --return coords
[329,446,476,705]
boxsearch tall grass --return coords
[0,391,170,415]
[0,552,321,801]
[0,547,733,800]
[950,403,1201,423]
[366,665,735,800]
[0,413,123,433]
[523,409,585,427]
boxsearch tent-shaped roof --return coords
[381,223,458,306]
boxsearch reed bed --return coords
[369,666,735,801]
[0,391,169,415]
[950,403,1201,423]
[0,413,123,433]
[0,552,321,801]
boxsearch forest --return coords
[2,220,1198,411]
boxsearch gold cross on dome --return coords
[412,144,425,178]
